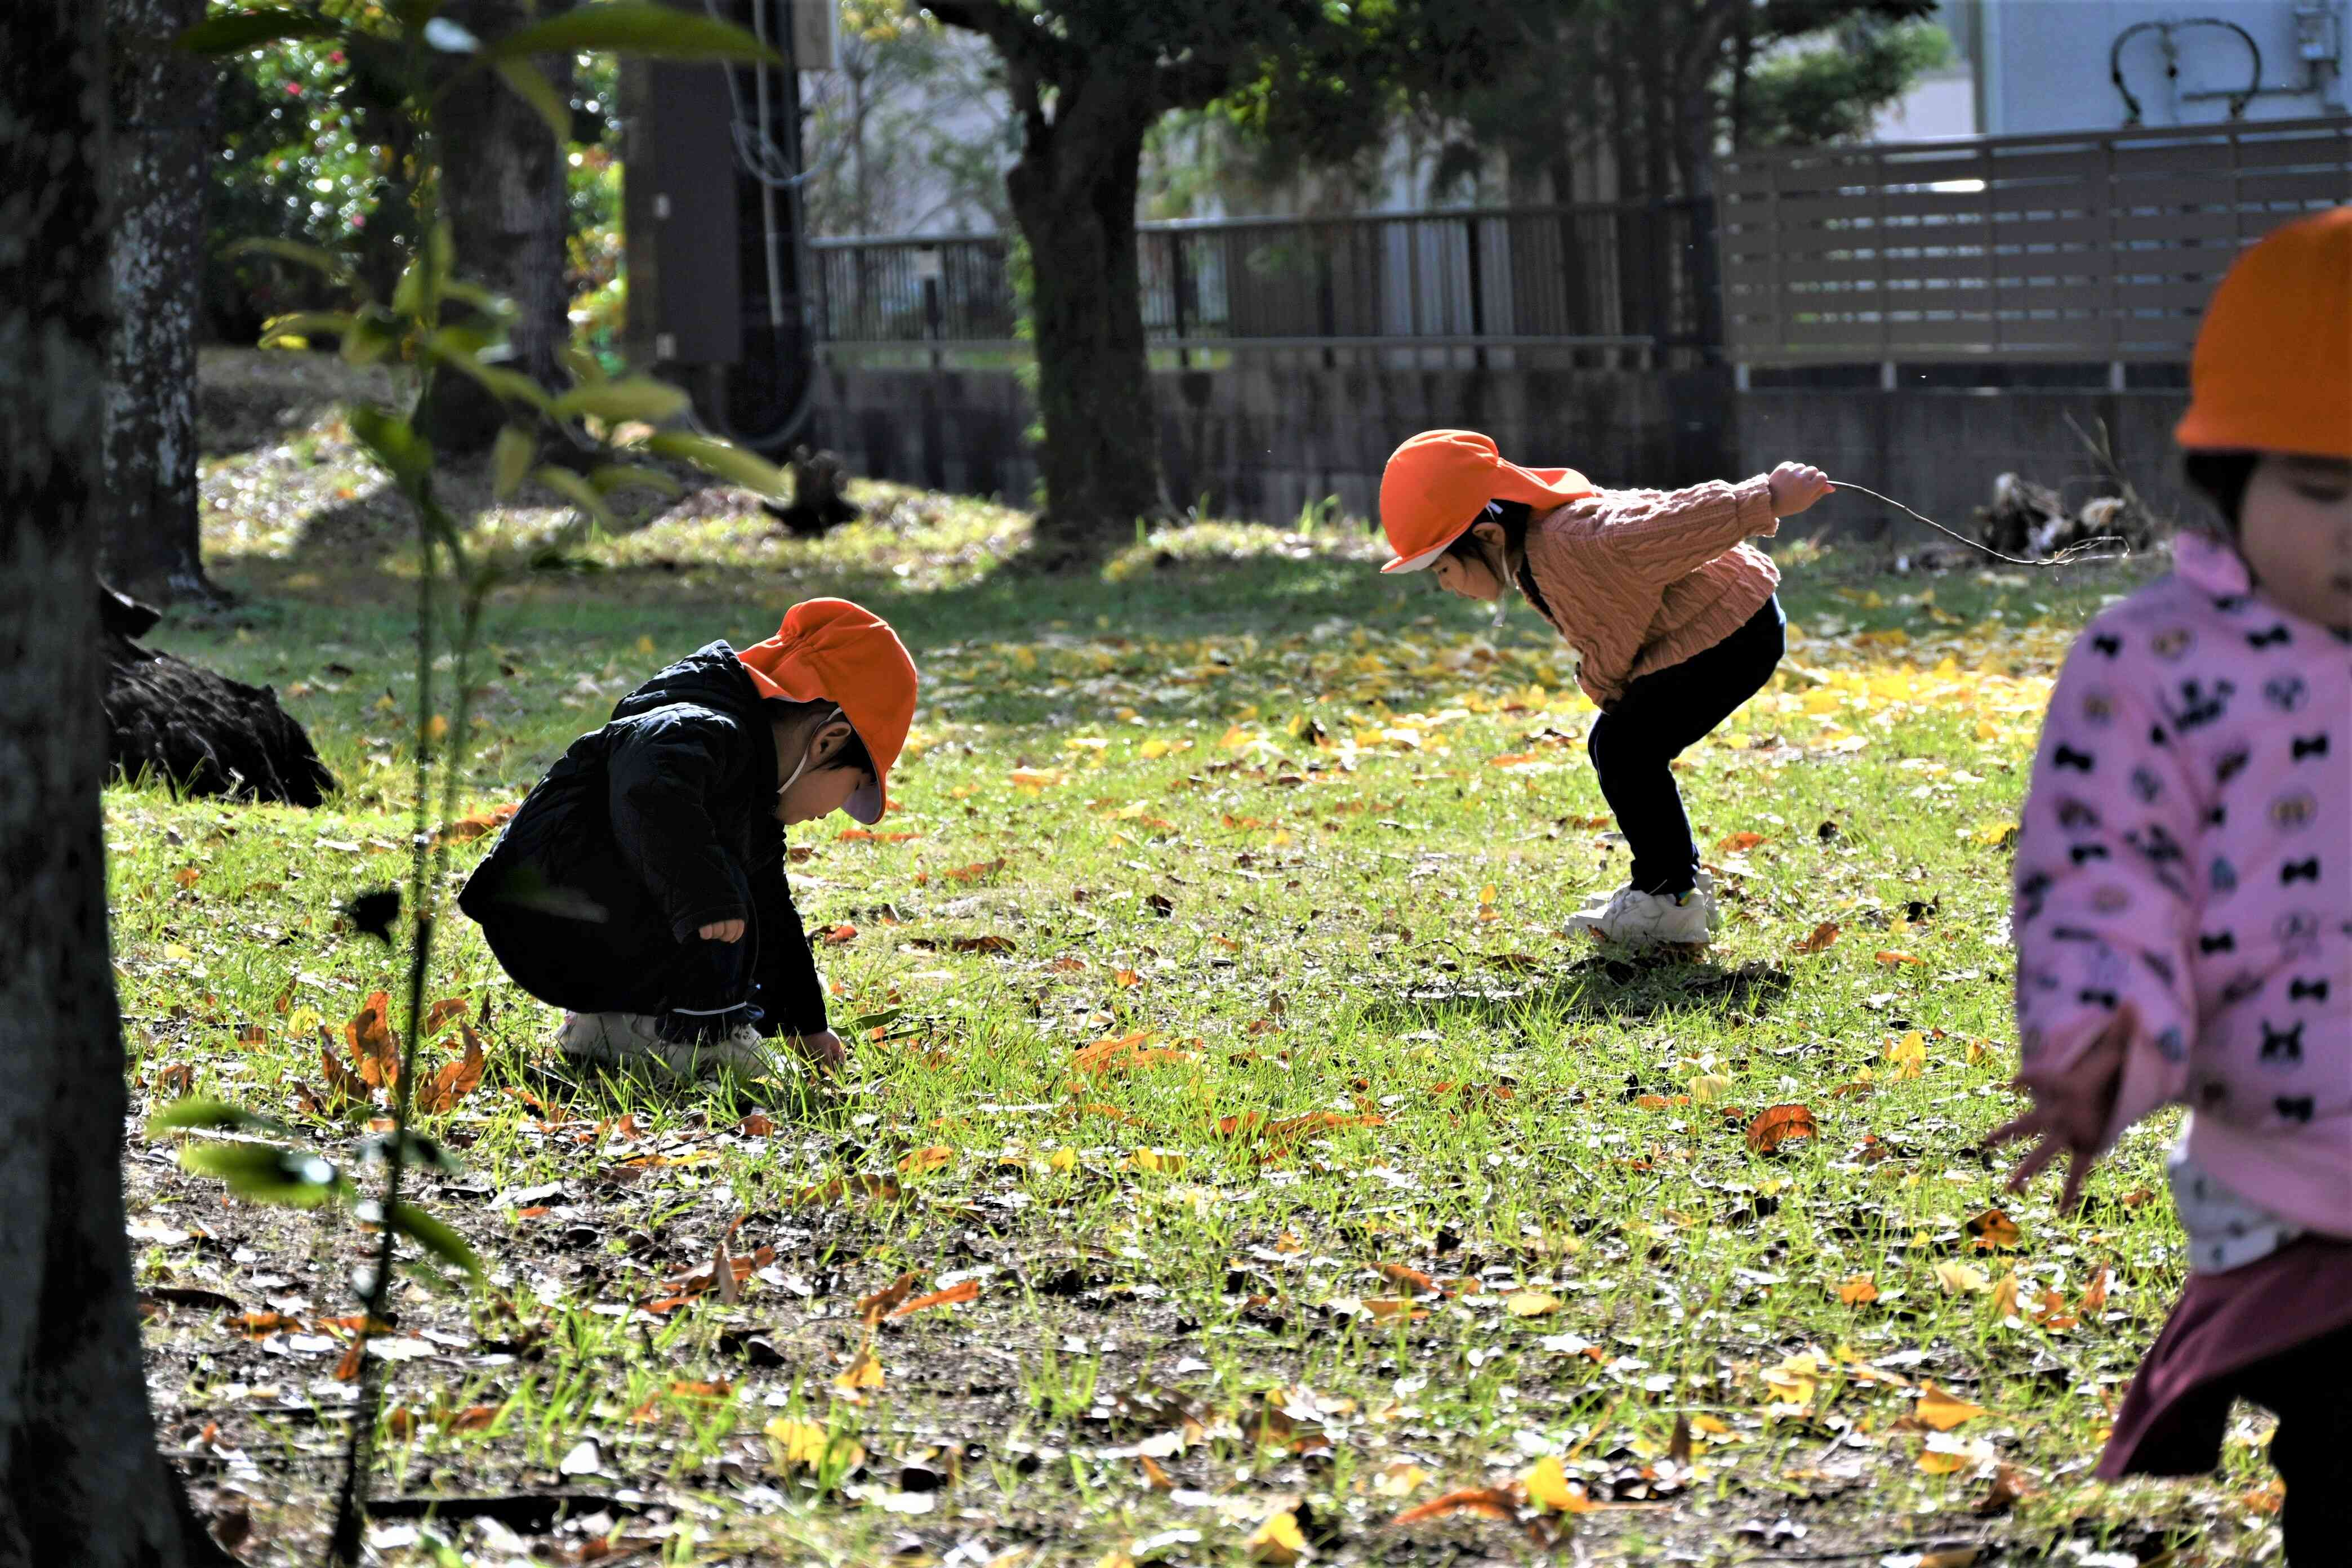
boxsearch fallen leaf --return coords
[413,1022,485,1114]
[1391,1484,1523,1525]
[1378,1263,1437,1293]
[1935,1262,1990,1295]
[1760,1349,1823,1405]
[1966,1207,2022,1250]
[1503,1290,1560,1318]
[2078,1264,2109,1313]
[834,1342,885,1397]
[889,1279,979,1317]
[1245,1509,1307,1565]
[1989,1272,2021,1318]
[1523,1454,1592,1513]
[1714,830,1768,852]
[1070,1031,1188,1076]
[434,802,520,845]
[1837,1273,1879,1306]
[765,1418,865,1473]
[422,997,469,1034]
[1793,920,1841,954]
[823,923,859,945]
[858,1273,921,1325]
[897,1144,954,1175]
[1972,1462,2033,1516]
[1916,1382,1989,1432]
[1745,1103,1818,1154]
[1139,1452,1174,1491]
[345,992,400,1090]
[1875,949,1923,966]
[173,866,201,889]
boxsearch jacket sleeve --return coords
[604,711,752,942]
[1565,475,1779,587]
[748,840,830,1036]
[2012,632,2202,1151]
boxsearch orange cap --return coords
[2175,206,2352,459]
[1377,429,1596,573]
[737,598,917,824]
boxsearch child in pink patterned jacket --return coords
[1990,206,2351,1563]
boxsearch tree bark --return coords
[425,0,577,455]
[1003,69,1164,560]
[101,0,223,604]
[0,6,231,1563]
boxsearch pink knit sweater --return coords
[1517,476,1781,709]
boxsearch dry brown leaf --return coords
[422,997,469,1035]
[1714,830,1768,852]
[1793,920,1841,954]
[2078,1264,2109,1313]
[1966,1207,2022,1250]
[1874,949,1923,966]
[1378,1263,1437,1293]
[345,992,400,1089]
[1745,1103,1819,1154]
[858,1272,921,1325]
[889,1278,979,1317]
[1972,1462,2033,1517]
[413,1022,486,1114]
[1916,1383,1989,1432]
[1391,1484,1524,1526]
[897,1144,954,1175]
[1139,1453,1174,1491]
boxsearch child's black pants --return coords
[473,854,759,1040]
[1586,595,1785,897]
[2238,1321,2352,1564]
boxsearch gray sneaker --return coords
[556,1013,783,1079]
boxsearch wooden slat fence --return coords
[1718,115,2351,365]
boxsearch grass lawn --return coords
[120,353,2278,1565]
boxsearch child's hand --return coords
[1767,462,1833,518]
[792,1028,847,1071]
[1983,1009,2133,1214]
[698,919,746,943]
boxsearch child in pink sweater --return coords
[1377,429,1832,948]
[1989,206,2350,1563]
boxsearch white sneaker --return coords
[556,1013,784,1079]
[1565,880,1716,950]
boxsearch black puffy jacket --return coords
[457,642,827,1035]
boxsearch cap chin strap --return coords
[777,705,847,800]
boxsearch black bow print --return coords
[2288,977,2331,1003]
[2291,734,2329,760]
[2053,745,2095,772]
[2280,859,2320,885]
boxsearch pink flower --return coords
[329,50,345,64]
[350,215,366,229]
[283,81,303,96]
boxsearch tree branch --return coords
[923,0,1082,79]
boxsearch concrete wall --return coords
[810,357,1739,524]
[1980,0,2349,135]
[1738,386,2202,545]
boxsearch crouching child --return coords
[458,598,918,1079]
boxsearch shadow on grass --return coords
[1370,954,1794,1030]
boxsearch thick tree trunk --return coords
[1004,73,1164,560]
[425,0,577,455]
[101,0,223,604]
[0,6,228,1563]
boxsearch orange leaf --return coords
[1793,920,1841,954]
[1874,949,1923,966]
[345,992,400,1089]
[1837,1273,1880,1306]
[434,803,520,845]
[941,858,1006,883]
[415,1021,487,1114]
[896,1144,954,1175]
[444,1405,499,1432]
[1139,1452,1174,1491]
[422,997,469,1035]
[234,1023,268,1047]
[319,1037,372,1104]
[1745,1102,1819,1154]
[1714,830,1768,852]
[1916,1382,1989,1432]
[1378,1263,1437,1293]
[333,1341,364,1382]
[834,1342,885,1396]
[858,1272,920,1325]
[1071,1030,1189,1076]
[173,866,202,889]
[2077,1264,2109,1314]
[889,1279,979,1318]
[1966,1207,2022,1250]
[822,923,859,945]
[1390,1484,1524,1526]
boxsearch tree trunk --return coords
[101,0,222,604]
[0,6,231,1562]
[425,0,577,455]
[1004,73,1163,560]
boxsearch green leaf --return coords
[148,1098,296,1139]
[841,1006,907,1035]
[341,308,403,367]
[439,279,515,320]
[492,426,537,500]
[349,403,432,491]
[391,223,456,318]
[176,7,343,55]
[589,464,685,498]
[257,311,355,350]
[532,465,620,531]
[644,432,790,498]
[354,1129,462,1174]
[429,338,555,413]
[228,237,358,291]
[493,57,575,145]
[552,377,691,427]
[180,1142,349,1208]
[560,346,608,386]
[390,1201,483,1281]
[485,2,782,65]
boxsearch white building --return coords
[1879,0,2349,141]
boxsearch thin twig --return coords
[1828,478,2133,569]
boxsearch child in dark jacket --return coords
[459,598,917,1079]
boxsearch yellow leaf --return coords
[1139,738,1173,759]
[1372,1461,1428,1498]
[764,1417,863,1473]
[1047,1148,1077,1172]
[897,1144,954,1175]
[1989,1272,2021,1319]
[1503,1290,1560,1317]
[1688,1072,1734,1104]
[1916,1382,1989,1432]
[1884,1030,1928,1080]
[1916,1431,1995,1475]
[1935,1262,1990,1295]
[1760,1349,1823,1405]
[1245,1511,1307,1565]
[1523,1454,1591,1513]
[833,1344,885,1397]
[636,635,657,654]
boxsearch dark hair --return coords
[767,697,875,776]
[1442,500,1559,622]
[2182,450,2260,533]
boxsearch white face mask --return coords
[777,706,847,800]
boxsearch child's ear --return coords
[1471,520,1507,547]
[812,718,858,766]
